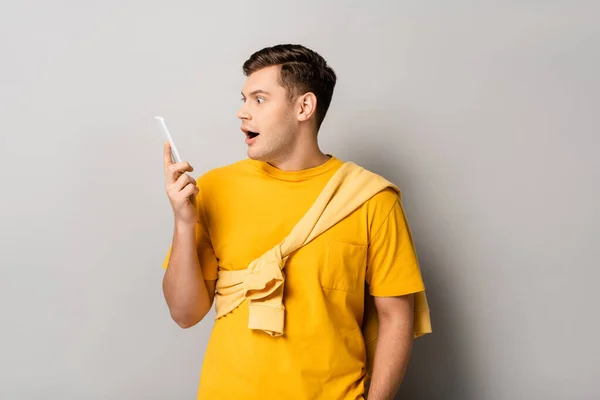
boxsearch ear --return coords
[297,92,317,122]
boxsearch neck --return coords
[267,131,330,172]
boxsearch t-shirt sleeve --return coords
[366,190,425,297]
[161,185,219,281]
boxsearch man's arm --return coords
[161,142,217,329]
[364,189,428,397]
[162,221,216,328]
[366,293,415,400]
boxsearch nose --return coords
[237,103,251,120]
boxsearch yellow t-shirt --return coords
[162,155,426,399]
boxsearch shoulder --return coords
[195,158,254,189]
[368,186,401,208]
[347,161,401,211]
[347,162,403,234]
[365,187,401,231]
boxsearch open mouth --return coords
[242,126,260,142]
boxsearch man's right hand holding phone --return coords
[163,142,199,226]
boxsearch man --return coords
[161,44,430,399]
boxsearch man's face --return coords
[238,65,298,162]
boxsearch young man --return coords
[161,44,430,399]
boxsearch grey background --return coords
[1,1,598,399]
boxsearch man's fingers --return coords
[163,142,173,168]
[173,172,196,191]
[169,161,194,174]
[165,160,194,185]
[164,143,193,172]
[181,182,199,198]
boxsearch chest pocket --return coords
[320,240,367,293]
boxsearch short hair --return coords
[242,44,337,131]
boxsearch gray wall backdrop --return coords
[1,1,598,399]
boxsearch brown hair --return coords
[242,44,337,131]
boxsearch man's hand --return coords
[367,294,415,400]
[164,142,198,226]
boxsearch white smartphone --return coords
[154,116,182,163]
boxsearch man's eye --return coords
[257,97,264,104]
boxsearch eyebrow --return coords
[241,89,271,97]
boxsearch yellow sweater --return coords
[213,161,432,376]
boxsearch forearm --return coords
[162,221,210,328]
[367,302,414,399]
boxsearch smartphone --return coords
[154,116,182,163]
